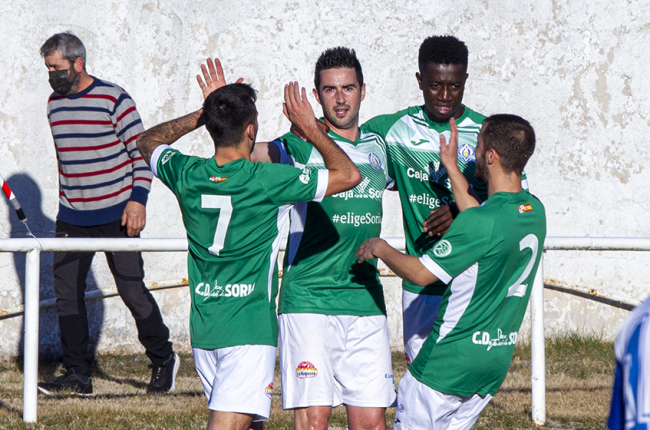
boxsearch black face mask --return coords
[48,69,75,96]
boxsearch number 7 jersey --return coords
[152,145,327,350]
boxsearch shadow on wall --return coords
[7,173,104,366]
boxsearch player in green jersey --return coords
[252,48,396,430]
[361,35,527,366]
[137,58,361,430]
[356,114,545,429]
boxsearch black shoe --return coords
[38,370,93,397]
[147,352,179,393]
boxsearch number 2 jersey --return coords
[410,190,546,397]
[361,105,528,296]
[274,128,393,316]
[151,145,327,350]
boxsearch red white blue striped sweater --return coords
[47,77,152,226]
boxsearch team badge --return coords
[299,168,311,184]
[397,404,405,413]
[433,240,452,257]
[265,383,273,399]
[368,153,382,170]
[161,151,176,165]
[458,143,475,162]
[518,204,533,214]
[209,176,228,183]
[296,361,318,379]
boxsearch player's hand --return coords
[290,120,330,141]
[122,201,146,237]
[283,82,320,140]
[196,58,244,100]
[423,205,453,237]
[355,238,386,264]
[440,117,459,171]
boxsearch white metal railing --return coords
[1,236,649,424]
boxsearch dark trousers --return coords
[53,219,173,376]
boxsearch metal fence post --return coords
[530,254,546,426]
[23,247,40,423]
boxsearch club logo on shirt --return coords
[195,281,255,299]
[161,151,176,165]
[458,143,475,162]
[265,383,273,399]
[410,139,428,146]
[518,204,533,214]
[368,153,382,170]
[209,176,228,183]
[296,361,318,379]
[433,240,452,257]
[397,404,405,413]
[472,329,518,351]
[299,168,311,184]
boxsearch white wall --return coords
[0,0,648,358]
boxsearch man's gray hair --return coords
[40,32,86,69]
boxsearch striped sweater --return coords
[47,77,152,226]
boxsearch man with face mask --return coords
[37,32,177,396]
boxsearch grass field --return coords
[0,333,614,429]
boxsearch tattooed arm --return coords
[137,109,204,167]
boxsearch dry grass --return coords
[0,334,614,429]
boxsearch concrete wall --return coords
[0,0,647,358]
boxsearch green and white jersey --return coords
[151,145,327,350]
[274,128,393,316]
[408,190,546,397]
[361,105,528,295]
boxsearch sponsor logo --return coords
[433,240,452,257]
[331,212,382,226]
[209,176,228,183]
[397,404,405,413]
[161,151,176,165]
[265,383,273,399]
[331,177,382,201]
[408,193,451,209]
[518,204,533,214]
[458,143,475,162]
[299,168,311,184]
[410,139,428,146]
[296,361,318,379]
[472,329,518,351]
[195,281,255,300]
[407,165,447,184]
[369,153,382,170]
[385,373,394,381]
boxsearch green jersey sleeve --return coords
[419,208,491,283]
[255,162,328,206]
[152,146,194,195]
[274,132,314,166]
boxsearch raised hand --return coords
[282,82,320,140]
[439,117,459,171]
[196,58,244,100]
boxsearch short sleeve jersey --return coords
[409,190,546,397]
[608,296,650,430]
[275,129,393,316]
[152,146,326,349]
[361,105,529,296]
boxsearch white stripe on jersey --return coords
[419,254,452,284]
[285,201,307,272]
[436,263,479,343]
[150,145,173,177]
[268,204,292,302]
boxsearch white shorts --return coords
[394,370,492,430]
[402,290,443,366]
[278,313,396,409]
[193,345,276,421]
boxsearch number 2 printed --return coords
[506,234,539,298]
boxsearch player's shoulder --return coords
[457,105,487,128]
[361,106,416,135]
[615,296,650,358]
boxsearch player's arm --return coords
[251,141,282,163]
[439,118,481,212]
[283,82,361,196]
[356,238,438,287]
[137,109,204,167]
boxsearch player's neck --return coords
[213,144,252,165]
[487,171,523,197]
[324,119,359,142]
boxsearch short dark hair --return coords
[481,114,536,175]
[314,47,364,91]
[202,83,258,148]
[40,32,87,69]
[418,35,468,72]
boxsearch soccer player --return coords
[608,295,650,430]
[357,114,545,429]
[137,58,361,430]
[361,35,527,365]
[253,47,396,430]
